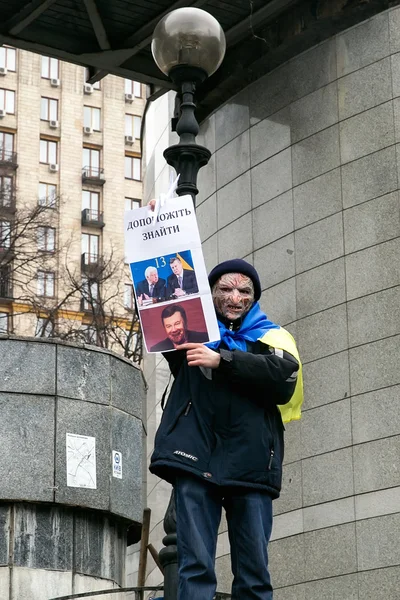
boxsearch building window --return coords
[35,317,54,337]
[124,283,134,310]
[82,190,100,219]
[125,155,141,180]
[0,176,13,207]
[40,138,57,164]
[0,266,11,298]
[82,276,99,311]
[125,197,140,211]
[82,147,100,177]
[125,114,141,139]
[0,89,15,114]
[0,47,16,72]
[125,79,141,97]
[41,56,59,79]
[40,97,58,121]
[37,226,55,252]
[84,67,100,90]
[0,131,14,161]
[82,233,99,263]
[0,220,11,248]
[0,311,8,333]
[84,106,101,131]
[38,183,57,208]
[37,271,55,297]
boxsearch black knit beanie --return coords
[208,259,261,301]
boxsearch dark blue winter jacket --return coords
[149,334,299,498]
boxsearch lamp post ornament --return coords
[152,7,226,204]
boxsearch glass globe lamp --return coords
[151,7,226,83]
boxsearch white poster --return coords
[112,450,122,479]
[125,195,220,353]
[66,433,97,489]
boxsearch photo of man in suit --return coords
[136,266,166,306]
[150,304,208,352]
[166,256,199,299]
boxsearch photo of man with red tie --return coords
[166,256,199,299]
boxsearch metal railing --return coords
[49,587,231,600]
[81,208,104,227]
[49,586,163,600]
[81,252,101,269]
[0,150,18,167]
[82,165,105,184]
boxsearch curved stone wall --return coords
[143,6,400,598]
[0,336,145,598]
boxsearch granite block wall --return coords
[0,337,145,599]
[141,6,400,598]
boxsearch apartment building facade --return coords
[0,45,145,348]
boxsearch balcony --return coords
[81,208,105,228]
[81,252,103,273]
[81,166,105,186]
[0,151,18,170]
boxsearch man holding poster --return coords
[150,257,303,600]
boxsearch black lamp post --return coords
[150,8,226,599]
[152,7,226,204]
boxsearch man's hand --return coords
[174,288,186,297]
[148,199,156,211]
[176,343,221,369]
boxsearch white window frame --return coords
[0,47,16,72]
[84,106,101,131]
[82,276,99,311]
[125,197,140,211]
[0,220,11,248]
[82,233,99,263]
[37,226,55,252]
[38,182,57,208]
[40,139,57,164]
[0,176,13,207]
[41,56,59,79]
[125,114,141,139]
[82,147,100,176]
[125,80,142,97]
[0,132,14,161]
[82,190,100,219]
[40,97,58,121]
[125,155,141,181]
[0,89,15,114]
[37,271,55,297]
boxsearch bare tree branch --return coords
[1,190,142,364]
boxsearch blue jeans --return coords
[175,475,274,600]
